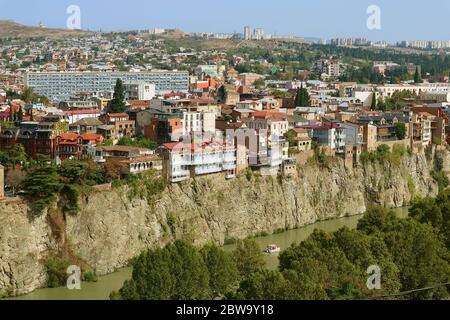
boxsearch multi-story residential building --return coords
[236,100,263,111]
[217,85,240,106]
[150,98,220,115]
[313,59,342,79]
[69,117,104,134]
[301,122,347,154]
[411,112,433,147]
[244,26,252,41]
[0,123,56,159]
[340,122,363,146]
[55,132,104,160]
[362,123,378,152]
[331,38,369,46]
[25,71,189,101]
[64,109,101,125]
[195,65,218,78]
[181,112,216,137]
[295,107,325,121]
[124,81,156,101]
[239,73,264,86]
[99,113,135,139]
[144,113,183,144]
[290,128,312,151]
[357,112,411,143]
[411,106,449,145]
[94,145,162,176]
[376,83,450,100]
[59,100,99,111]
[242,111,289,138]
[160,141,237,183]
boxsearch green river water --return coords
[8,207,409,300]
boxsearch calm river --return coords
[8,207,409,300]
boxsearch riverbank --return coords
[8,207,410,300]
[0,149,446,297]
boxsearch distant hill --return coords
[0,20,90,39]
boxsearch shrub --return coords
[82,271,98,283]
[61,184,80,216]
[45,256,71,288]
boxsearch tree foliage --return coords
[21,165,62,215]
[294,84,310,107]
[107,79,126,113]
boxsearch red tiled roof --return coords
[65,109,101,115]
[163,142,192,151]
[81,133,103,141]
[58,132,79,139]
[252,111,287,120]
[108,113,129,117]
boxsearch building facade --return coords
[124,81,156,101]
[25,71,189,101]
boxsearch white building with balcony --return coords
[161,141,237,183]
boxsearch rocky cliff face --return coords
[0,150,447,297]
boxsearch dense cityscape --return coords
[0,13,449,307]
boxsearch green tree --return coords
[57,160,90,184]
[21,165,62,215]
[115,241,210,300]
[45,257,71,288]
[107,79,126,113]
[117,135,157,150]
[21,87,35,104]
[295,83,310,107]
[17,106,24,122]
[358,207,450,299]
[411,189,450,250]
[371,93,377,110]
[201,244,239,298]
[232,239,265,279]
[279,229,365,300]
[285,129,298,148]
[253,78,265,89]
[117,248,177,300]
[8,104,13,122]
[414,66,422,84]
[0,144,28,169]
[394,122,407,140]
[232,269,290,300]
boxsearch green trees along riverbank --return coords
[112,190,450,301]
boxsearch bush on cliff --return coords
[431,155,449,192]
[360,144,407,165]
[21,165,62,215]
[45,256,71,288]
[21,160,107,216]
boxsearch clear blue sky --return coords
[1,0,449,42]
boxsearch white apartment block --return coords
[124,81,156,101]
[313,59,342,78]
[376,83,450,99]
[25,71,189,101]
[181,112,216,137]
[162,142,237,183]
[242,116,289,138]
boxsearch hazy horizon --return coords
[1,0,450,42]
